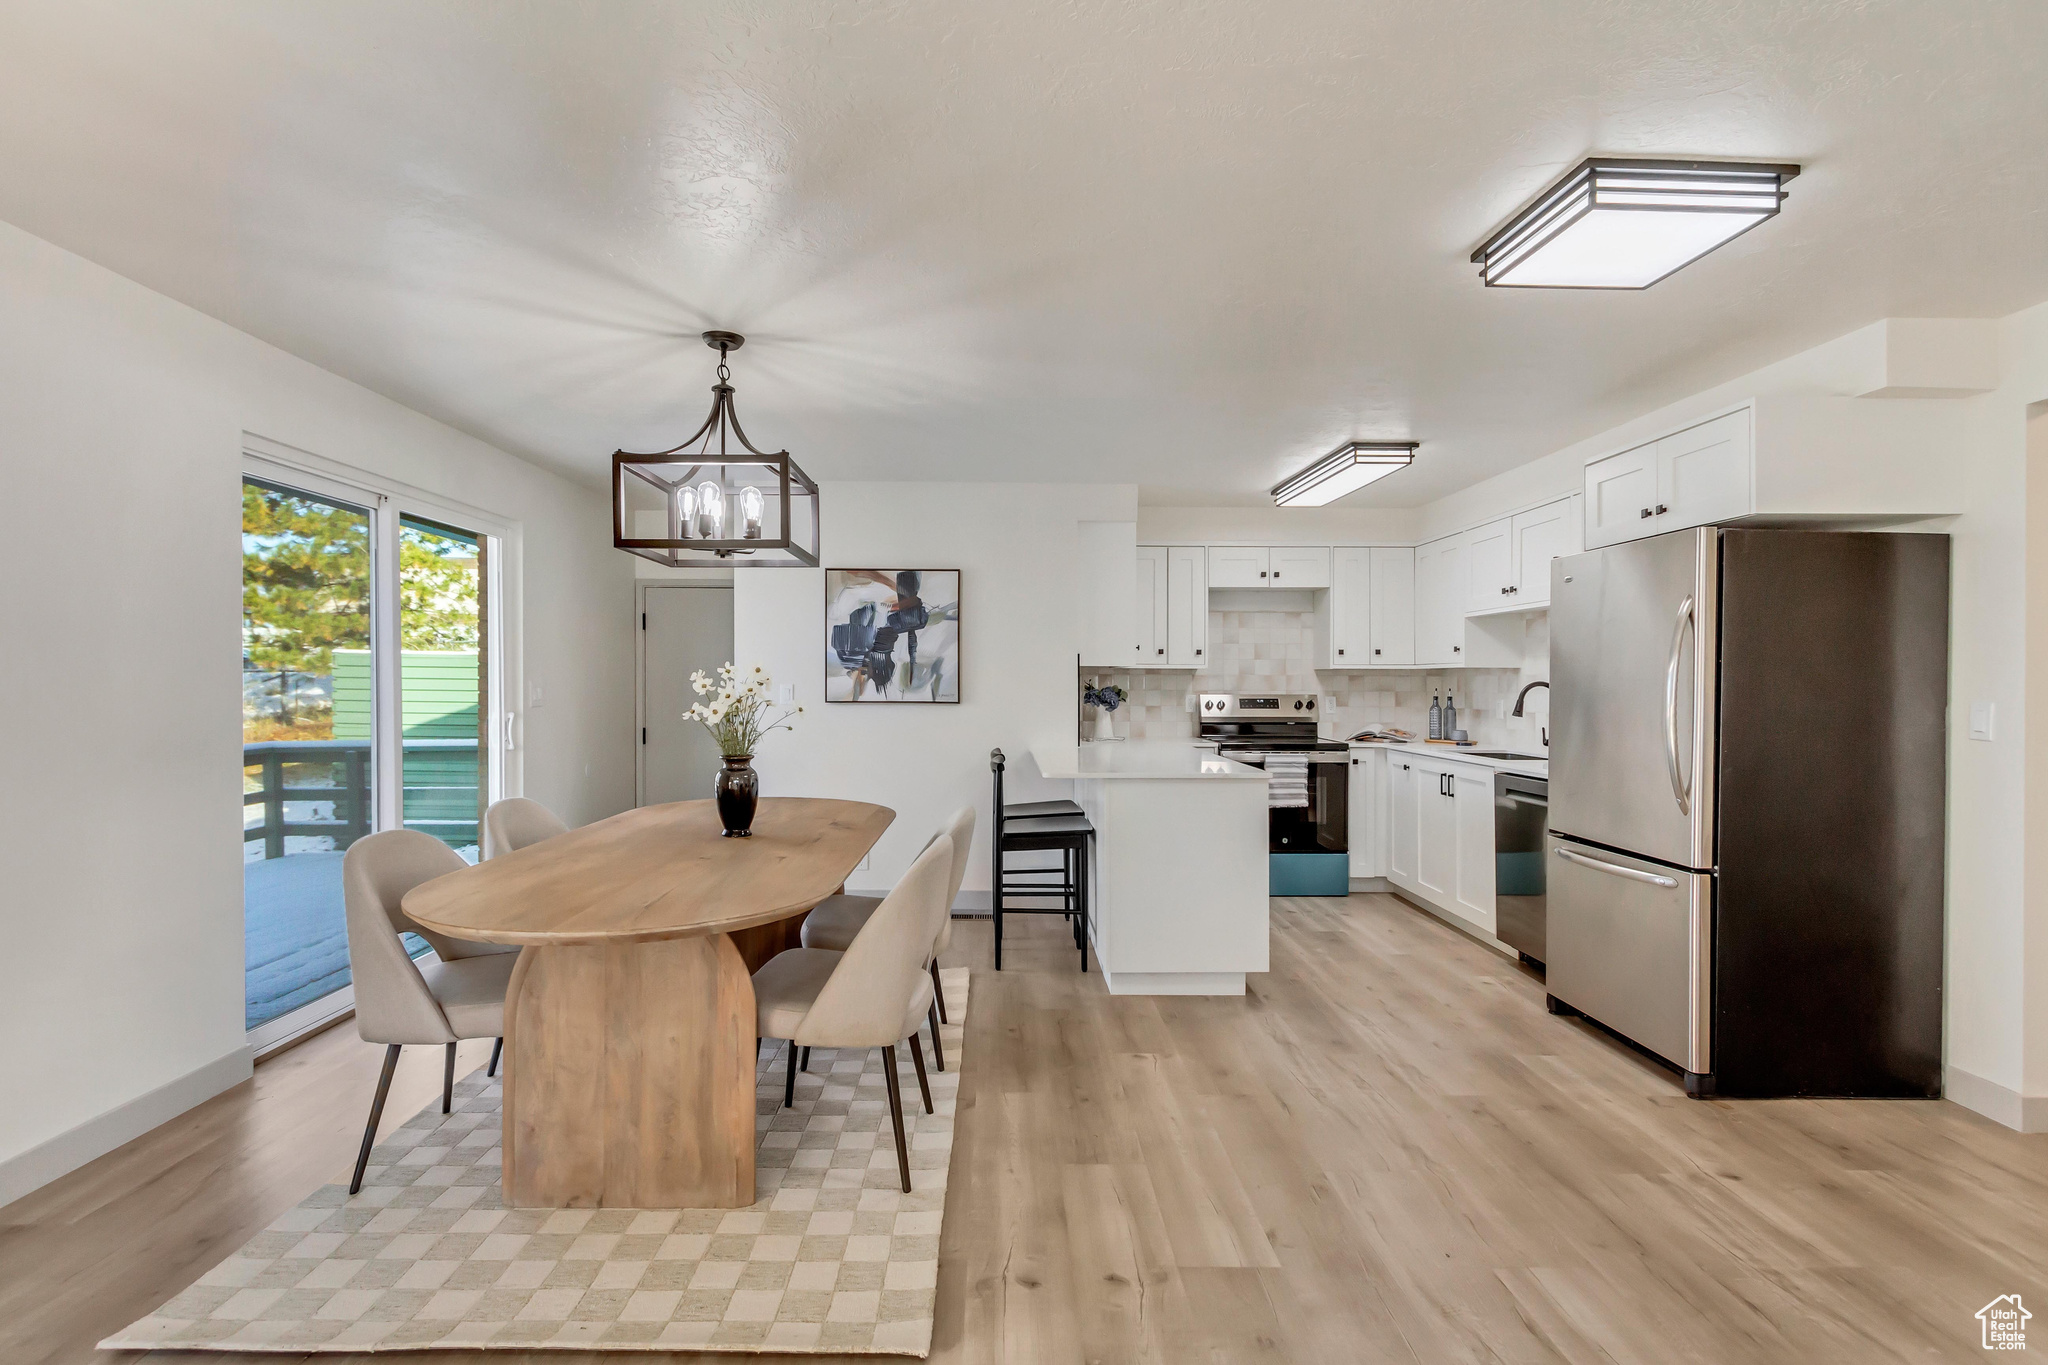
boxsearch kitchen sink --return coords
[1463,750,1546,761]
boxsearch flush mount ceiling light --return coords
[1472,158,1801,289]
[611,331,819,568]
[1271,441,1419,507]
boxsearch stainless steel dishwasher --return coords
[1494,772,1548,966]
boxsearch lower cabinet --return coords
[1385,755,1495,935]
[1347,748,1388,878]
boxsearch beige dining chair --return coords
[754,834,953,1193]
[801,805,973,1066]
[483,796,570,859]
[342,828,518,1194]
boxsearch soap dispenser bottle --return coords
[1428,692,1443,740]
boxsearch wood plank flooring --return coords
[5,892,2044,1363]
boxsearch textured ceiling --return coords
[2,1,2045,505]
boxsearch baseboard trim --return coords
[1944,1066,2048,1132]
[0,1045,253,1210]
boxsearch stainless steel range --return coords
[1198,693,1349,896]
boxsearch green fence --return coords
[318,649,483,851]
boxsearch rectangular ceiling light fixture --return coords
[1271,441,1418,507]
[1472,158,1800,289]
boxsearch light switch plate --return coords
[1969,701,1995,741]
[781,683,797,702]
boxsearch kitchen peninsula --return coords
[1031,742,1268,995]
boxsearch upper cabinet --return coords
[1369,547,1416,666]
[1134,545,1167,664]
[1207,545,1331,588]
[1163,545,1208,668]
[1079,522,1138,667]
[1414,534,1466,666]
[1467,496,1580,614]
[1584,409,1751,550]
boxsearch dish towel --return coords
[1265,754,1310,808]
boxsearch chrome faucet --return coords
[1511,680,1549,747]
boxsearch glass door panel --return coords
[242,478,376,1032]
[399,514,487,860]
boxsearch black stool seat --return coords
[1005,798,1083,819]
[990,748,1092,972]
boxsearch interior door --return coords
[1451,766,1495,931]
[1549,527,1717,869]
[1135,546,1167,664]
[1465,518,1514,611]
[641,585,735,805]
[1206,545,1267,588]
[1389,758,1418,881]
[1369,547,1416,666]
[1583,442,1658,549]
[1330,547,1371,663]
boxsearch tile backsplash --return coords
[1083,608,1552,752]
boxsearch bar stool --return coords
[990,748,1092,971]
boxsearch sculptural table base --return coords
[500,933,756,1208]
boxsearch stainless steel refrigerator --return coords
[1547,527,1948,1098]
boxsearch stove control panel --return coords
[1200,693,1317,717]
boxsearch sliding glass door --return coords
[242,464,504,1048]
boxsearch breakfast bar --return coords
[1031,742,1269,995]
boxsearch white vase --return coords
[1093,709,1116,741]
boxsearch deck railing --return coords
[243,738,479,857]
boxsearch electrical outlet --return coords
[858,853,872,872]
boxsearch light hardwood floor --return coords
[5,892,2044,1363]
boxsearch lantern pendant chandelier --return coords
[611,331,820,568]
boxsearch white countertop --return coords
[1347,738,1548,778]
[1032,742,1268,781]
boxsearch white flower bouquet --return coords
[687,662,802,757]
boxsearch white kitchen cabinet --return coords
[1388,756,1419,883]
[1584,408,1753,549]
[1414,533,1466,666]
[1206,545,1268,588]
[1078,521,1138,666]
[1164,545,1208,668]
[1135,546,1167,665]
[1369,547,1416,666]
[1392,754,1496,934]
[1327,547,1373,665]
[1451,763,1495,932]
[1268,545,1331,588]
[1508,497,1578,611]
[1465,517,1515,611]
[1347,748,1387,878]
[1415,764,1457,904]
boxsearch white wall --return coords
[734,483,1123,899]
[0,220,636,1204]
[1139,503,1416,546]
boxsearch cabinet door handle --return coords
[1157,648,1164,655]
[1259,570,1267,578]
[1195,648,1203,656]
[1452,645,1462,653]
[1337,648,1345,656]
[1656,504,1669,515]
[1641,507,1654,519]
[1374,648,1382,656]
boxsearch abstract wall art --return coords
[824,569,960,703]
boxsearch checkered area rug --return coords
[100,968,968,1356]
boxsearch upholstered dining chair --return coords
[799,805,974,1064]
[753,834,953,1193]
[341,829,518,1194]
[483,796,570,859]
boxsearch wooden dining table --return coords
[402,796,894,1210]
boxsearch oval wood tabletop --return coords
[402,796,895,946]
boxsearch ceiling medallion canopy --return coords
[612,331,820,568]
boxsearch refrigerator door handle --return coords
[1665,594,1693,816]
[1554,845,1680,889]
